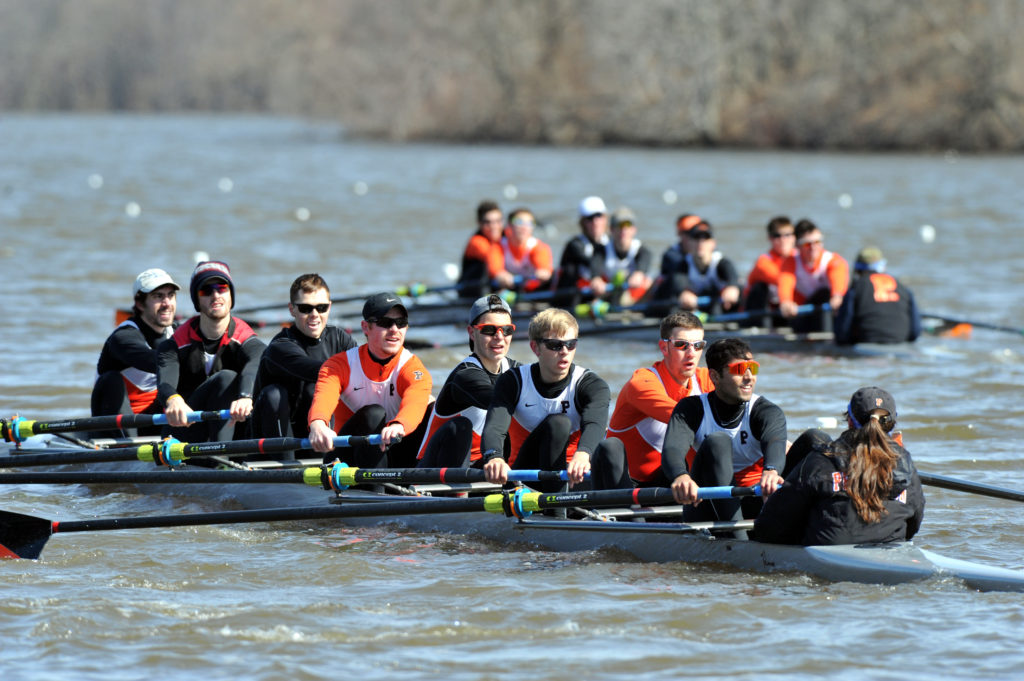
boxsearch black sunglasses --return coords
[372,317,409,330]
[540,338,578,352]
[473,323,515,337]
[294,303,330,314]
[662,339,707,350]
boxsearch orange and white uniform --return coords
[507,364,587,466]
[501,235,553,290]
[777,250,849,305]
[308,345,432,434]
[607,361,713,482]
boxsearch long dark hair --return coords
[835,411,899,524]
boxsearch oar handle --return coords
[145,434,384,464]
[321,465,580,490]
[2,410,230,443]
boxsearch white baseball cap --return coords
[133,268,180,296]
[578,196,608,218]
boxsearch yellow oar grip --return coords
[302,467,323,487]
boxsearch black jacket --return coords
[754,431,925,545]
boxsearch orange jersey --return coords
[463,233,508,279]
[502,235,553,281]
[745,251,793,291]
[608,361,713,482]
[308,345,432,434]
[777,250,849,304]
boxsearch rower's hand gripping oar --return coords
[0,484,760,560]
[1,410,231,445]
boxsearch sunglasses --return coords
[510,218,535,228]
[662,339,707,350]
[726,360,760,376]
[770,232,795,239]
[473,323,515,337]
[798,239,822,247]
[198,283,230,296]
[295,303,330,314]
[372,317,409,330]
[539,338,578,352]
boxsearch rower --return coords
[250,273,357,457]
[480,308,611,494]
[754,387,925,545]
[157,261,265,442]
[457,200,515,299]
[91,268,180,439]
[599,206,655,306]
[307,292,433,469]
[776,218,849,333]
[660,338,793,533]
[500,207,554,294]
[589,312,714,490]
[415,294,522,468]
[833,246,922,345]
[741,215,796,325]
[652,220,742,315]
[554,196,611,305]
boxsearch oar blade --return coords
[0,510,53,560]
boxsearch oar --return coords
[702,303,821,325]
[0,467,578,487]
[231,275,472,317]
[1,410,230,444]
[0,434,383,468]
[574,297,710,319]
[0,484,759,559]
[921,313,1023,337]
[919,472,1024,503]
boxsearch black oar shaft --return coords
[0,470,311,485]
[919,472,1024,503]
[0,450,143,467]
[52,497,489,535]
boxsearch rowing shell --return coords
[7,437,1024,591]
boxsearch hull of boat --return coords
[6,439,1023,591]
[71,457,1024,592]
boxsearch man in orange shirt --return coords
[743,216,796,315]
[776,219,849,332]
[307,292,433,469]
[500,207,553,293]
[591,312,714,489]
[457,200,516,299]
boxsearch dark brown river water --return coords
[1,115,1023,680]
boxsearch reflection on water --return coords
[1,115,1023,680]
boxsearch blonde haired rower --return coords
[481,308,610,492]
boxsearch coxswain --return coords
[833,246,921,345]
[754,387,925,545]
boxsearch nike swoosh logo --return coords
[524,402,536,407]
[353,387,364,391]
